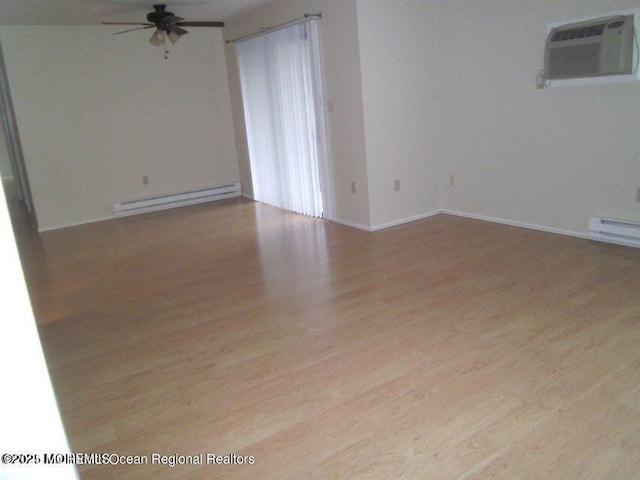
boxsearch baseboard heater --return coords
[588,216,640,247]
[113,183,241,216]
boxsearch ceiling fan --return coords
[103,4,224,50]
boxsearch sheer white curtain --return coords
[235,18,325,218]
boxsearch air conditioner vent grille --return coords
[548,44,601,78]
[551,24,605,42]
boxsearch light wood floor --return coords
[13,199,640,479]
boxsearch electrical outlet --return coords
[351,182,356,194]
[449,175,456,186]
[636,187,640,203]
[143,176,149,185]
[394,180,400,192]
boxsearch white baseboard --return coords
[38,215,115,233]
[441,209,640,249]
[370,210,441,232]
[328,210,441,232]
[40,185,242,232]
[36,200,640,250]
[327,217,371,232]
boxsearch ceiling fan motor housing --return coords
[147,4,173,24]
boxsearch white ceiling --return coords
[0,0,274,25]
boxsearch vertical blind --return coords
[235,18,324,218]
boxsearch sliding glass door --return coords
[235,17,328,218]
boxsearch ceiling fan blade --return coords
[170,25,189,36]
[112,25,155,35]
[175,21,225,28]
[102,22,151,26]
[163,15,184,24]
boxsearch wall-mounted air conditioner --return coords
[537,11,640,88]
[545,15,634,80]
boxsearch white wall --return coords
[0,26,239,231]
[4,0,639,237]
[436,0,640,234]
[224,0,371,228]
[356,0,441,228]
[0,181,77,480]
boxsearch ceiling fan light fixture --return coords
[149,29,165,46]
[167,30,180,45]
